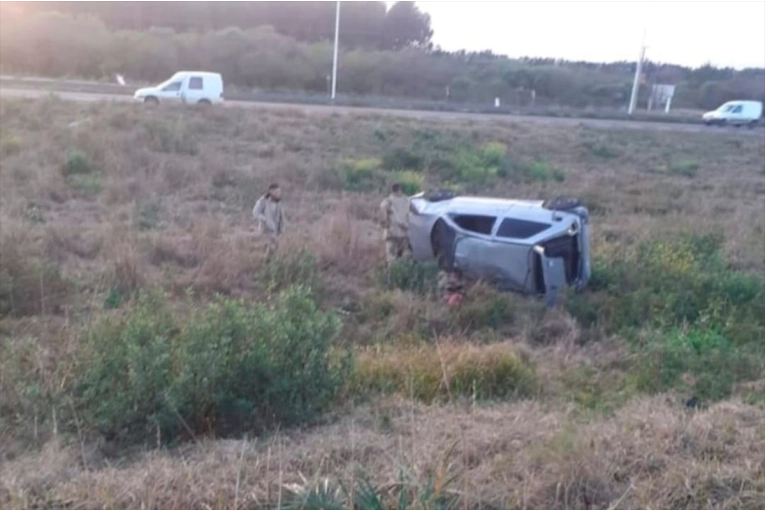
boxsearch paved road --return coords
[1,86,761,136]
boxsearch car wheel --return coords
[198,99,211,106]
[431,219,455,270]
[144,96,159,106]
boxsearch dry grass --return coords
[2,398,763,509]
[1,98,764,508]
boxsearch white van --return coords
[133,71,224,105]
[702,100,762,126]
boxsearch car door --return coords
[729,104,744,124]
[158,78,184,103]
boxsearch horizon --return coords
[416,1,765,70]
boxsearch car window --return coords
[496,218,550,239]
[189,77,204,90]
[731,105,743,114]
[452,214,496,235]
[162,81,182,92]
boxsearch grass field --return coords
[1,97,764,509]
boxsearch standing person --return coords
[379,183,411,265]
[253,183,284,263]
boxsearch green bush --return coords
[335,157,386,192]
[378,259,439,295]
[393,170,424,195]
[442,142,510,186]
[74,286,346,443]
[62,149,92,176]
[568,234,765,346]
[522,160,566,182]
[634,328,764,402]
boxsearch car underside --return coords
[408,190,591,304]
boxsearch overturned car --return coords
[408,190,591,304]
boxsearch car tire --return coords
[431,219,455,270]
[198,99,211,106]
[144,96,159,106]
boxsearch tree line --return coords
[1,2,763,110]
[6,1,434,50]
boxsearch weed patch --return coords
[354,341,537,403]
[0,241,69,317]
[634,328,764,402]
[261,250,322,294]
[378,259,439,295]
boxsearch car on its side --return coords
[408,190,591,304]
[133,71,224,106]
[702,100,762,127]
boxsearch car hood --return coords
[133,87,156,97]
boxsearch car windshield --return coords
[156,76,180,89]
[719,104,736,112]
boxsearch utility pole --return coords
[628,30,646,115]
[331,0,340,101]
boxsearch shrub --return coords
[567,234,765,346]
[335,157,385,192]
[62,149,92,176]
[478,141,508,167]
[634,328,764,402]
[393,170,424,195]
[378,259,439,295]
[74,286,346,443]
[522,160,566,182]
[354,341,537,403]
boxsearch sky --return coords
[414,1,765,69]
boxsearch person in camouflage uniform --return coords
[379,183,412,265]
[252,183,285,263]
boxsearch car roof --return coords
[173,71,222,78]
